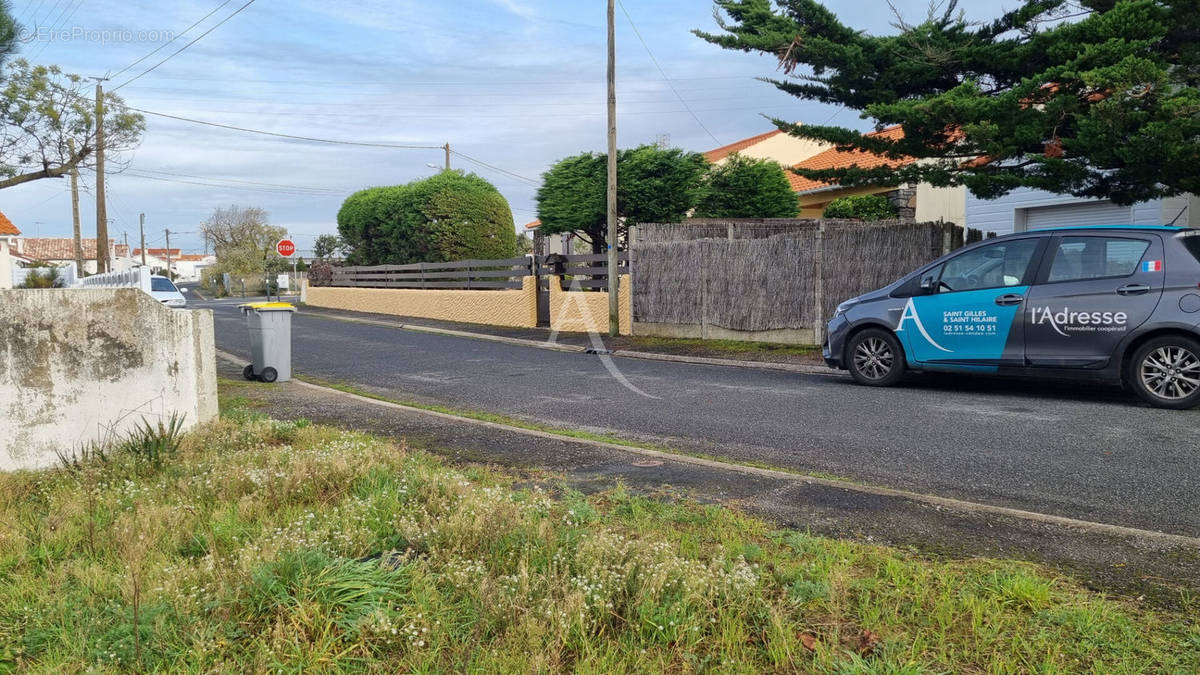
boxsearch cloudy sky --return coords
[1,0,1004,255]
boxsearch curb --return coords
[214,348,1200,549]
[611,349,840,376]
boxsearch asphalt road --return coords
[198,297,1200,538]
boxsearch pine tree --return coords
[696,0,1200,204]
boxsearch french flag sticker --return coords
[1143,260,1163,272]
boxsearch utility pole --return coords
[93,79,109,274]
[139,214,146,266]
[444,143,451,170]
[606,0,619,337]
[68,138,83,275]
[164,229,171,279]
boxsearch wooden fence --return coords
[331,257,534,289]
[535,253,630,291]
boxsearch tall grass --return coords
[0,409,1196,672]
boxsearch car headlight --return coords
[834,300,857,318]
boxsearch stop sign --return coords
[277,239,296,257]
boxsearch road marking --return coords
[294,308,841,376]
[214,348,1200,548]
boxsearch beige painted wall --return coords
[915,183,967,228]
[550,275,631,335]
[0,289,217,471]
[306,276,539,328]
[722,132,830,167]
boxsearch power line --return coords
[27,0,85,60]
[141,103,796,120]
[110,0,237,81]
[616,0,722,146]
[128,106,445,149]
[116,74,760,86]
[113,0,259,91]
[118,90,786,109]
[122,171,350,197]
[131,167,348,193]
[449,150,539,186]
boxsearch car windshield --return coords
[151,278,178,292]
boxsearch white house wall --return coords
[966,187,1174,236]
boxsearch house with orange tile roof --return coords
[703,127,830,167]
[705,126,966,226]
[17,237,135,274]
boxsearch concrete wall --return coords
[550,275,631,335]
[305,276,539,328]
[631,321,817,346]
[915,183,967,228]
[0,289,218,471]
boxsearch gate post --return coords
[813,221,826,347]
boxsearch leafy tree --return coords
[0,2,17,65]
[312,234,345,260]
[822,194,898,221]
[0,59,145,190]
[200,206,288,279]
[695,153,798,218]
[536,145,709,252]
[338,170,517,266]
[515,231,534,255]
[697,0,1200,205]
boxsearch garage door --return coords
[1021,200,1133,231]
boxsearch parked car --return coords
[150,275,188,308]
[824,226,1200,409]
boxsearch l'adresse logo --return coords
[1029,306,1128,337]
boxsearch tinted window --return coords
[1181,233,1200,263]
[151,277,177,292]
[1047,236,1149,283]
[935,239,1040,293]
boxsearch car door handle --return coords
[1116,284,1152,296]
[995,294,1024,306]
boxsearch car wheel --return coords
[846,328,906,387]
[1128,336,1200,409]
[259,367,279,384]
[243,364,256,381]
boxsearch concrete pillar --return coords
[0,243,12,289]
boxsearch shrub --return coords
[822,194,898,221]
[18,267,64,289]
[695,154,799,219]
[337,171,518,265]
[308,261,334,287]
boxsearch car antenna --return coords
[1166,206,1188,227]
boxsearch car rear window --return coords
[1047,236,1149,282]
[1182,234,1200,264]
[151,278,177,292]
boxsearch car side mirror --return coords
[180,287,189,294]
[919,275,937,294]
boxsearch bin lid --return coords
[239,302,297,312]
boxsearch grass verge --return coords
[0,401,1196,672]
